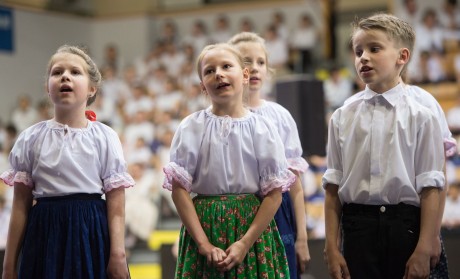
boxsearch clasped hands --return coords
[199,240,248,272]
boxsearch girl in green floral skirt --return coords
[163,43,295,278]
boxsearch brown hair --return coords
[351,13,415,74]
[196,43,245,81]
[47,45,102,106]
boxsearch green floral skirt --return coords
[175,194,290,279]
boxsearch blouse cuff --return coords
[0,170,34,188]
[444,137,458,158]
[287,157,309,173]
[322,169,343,189]
[260,168,296,196]
[104,172,135,193]
[163,162,193,192]
[415,171,445,193]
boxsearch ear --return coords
[397,48,410,65]
[88,85,97,97]
[242,67,250,85]
[200,82,207,94]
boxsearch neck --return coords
[54,108,88,128]
[247,90,263,108]
[212,103,246,118]
[368,77,400,94]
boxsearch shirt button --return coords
[380,206,386,213]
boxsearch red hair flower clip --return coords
[85,110,97,121]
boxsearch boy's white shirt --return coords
[322,83,445,206]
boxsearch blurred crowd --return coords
[2,2,460,258]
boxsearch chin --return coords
[249,85,261,92]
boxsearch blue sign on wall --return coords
[0,6,14,53]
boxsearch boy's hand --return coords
[324,247,351,279]
[404,247,431,279]
[430,236,441,269]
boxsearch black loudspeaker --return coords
[275,75,326,157]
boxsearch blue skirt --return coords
[274,191,299,279]
[19,194,109,279]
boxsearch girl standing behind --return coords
[229,32,311,279]
[163,43,294,278]
[1,45,134,279]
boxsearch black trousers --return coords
[342,203,421,279]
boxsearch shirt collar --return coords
[362,83,405,107]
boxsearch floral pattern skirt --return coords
[175,194,290,279]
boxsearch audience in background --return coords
[1,8,460,258]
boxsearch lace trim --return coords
[287,157,309,173]
[103,172,135,192]
[0,170,34,188]
[260,168,296,196]
[445,138,458,158]
[163,162,192,192]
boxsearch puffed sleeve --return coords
[0,128,36,188]
[254,116,296,196]
[163,113,204,192]
[277,107,309,173]
[98,125,135,192]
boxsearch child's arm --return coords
[324,184,350,279]
[105,187,130,278]
[2,184,33,278]
[404,187,440,279]
[288,172,311,273]
[218,187,282,271]
[171,179,227,265]
[429,159,447,269]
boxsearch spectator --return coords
[323,65,353,114]
[442,181,460,232]
[10,95,38,132]
[264,24,289,75]
[289,13,319,74]
[397,0,420,27]
[211,15,233,43]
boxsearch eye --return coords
[51,69,62,76]
[223,63,232,69]
[355,50,363,57]
[371,46,380,53]
[204,68,214,75]
[258,60,265,66]
[72,69,82,75]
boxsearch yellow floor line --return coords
[129,263,162,279]
[148,230,180,251]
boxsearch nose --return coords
[249,62,258,73]
[215,68,224,79]
[61,70,70,81]
[360,51,369,63]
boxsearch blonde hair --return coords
[195,43,249,104]
[196,43,245,81]
[46,45,102,106]
[228,31,275,75]
[352,13,415,76]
